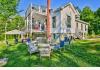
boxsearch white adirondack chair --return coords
[38,43,51,58]
[28,42,38,54]
[0,58,8,66]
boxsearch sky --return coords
[17,0,100,16]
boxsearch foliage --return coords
[80,7,95,34]
[0,0,25,41]
[7,15,24,31]
[80,6,100,35]
[0,0,20,18]
[94,8,100,34]
[0,0,21,33]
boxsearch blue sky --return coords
[17,0,100,16]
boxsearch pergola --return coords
[5,29,25,35]
[5,29,25,43]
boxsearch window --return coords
[45,19,47,26]
[85,25,87,31]
[52,16,56,28]
[32,18,34,23]
[76,23,78,28]
[53,34,56,39]
[67,15,71,28]
[42,9,46,13]
[81,24,83,30]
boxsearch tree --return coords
[0,0,22,41]
[93,8,100,34]
[95,8,100,17]
[0,0,20,32]
[80,6,95,34]
[7,15,24,31]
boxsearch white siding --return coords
[61,6,76,33]
[51,11,61,33]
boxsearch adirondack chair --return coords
[27,42,38,54]
[64,37,69,45]
[0,58,8,66]
[38,43,51,58]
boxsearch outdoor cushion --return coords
[28,43,38,54]
[60,40,64,47]
[54,44,60,49]
[64,37,69,42]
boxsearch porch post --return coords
[27,16,29,38]
[30,3,33,38]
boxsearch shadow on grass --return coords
[1,40,100,67]
[66,44,100,67]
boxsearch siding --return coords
[51,11,61,33]
[61,6,76,33]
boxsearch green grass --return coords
[0,39,100,67]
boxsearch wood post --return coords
[47,0,51,42]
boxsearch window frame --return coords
[52,16,56,28]
[81,24,83,30]
[85,25,87,31]
[66,15,71,28]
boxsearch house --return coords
[24,2,88,40]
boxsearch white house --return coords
[24,2,88,40]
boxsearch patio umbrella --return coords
[5,29,25,35]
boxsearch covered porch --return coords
[28,11,47,33]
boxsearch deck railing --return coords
[32,4,47,15]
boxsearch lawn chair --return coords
[38,44,51,59]
[0,58,8,66]
[60,40,65,47]
[27,42,38,54]
[26,38,31,45]
[64,37,69,45]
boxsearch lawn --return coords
[0,39,100,67]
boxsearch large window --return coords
[67,15,71,28]
[53,34,56,39]
[52,16,56,28]
[81,24,83,30]
[76,23,78,28]
[85,25,87,31]
[32,18,34,23]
